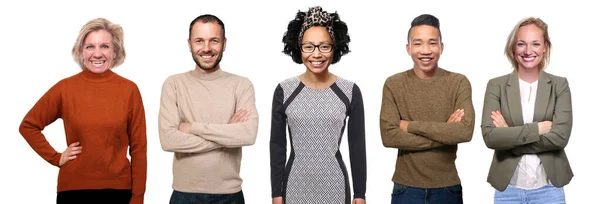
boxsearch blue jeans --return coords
[391,183,463,204]
[169,190,245,204]
[494,185,565,204]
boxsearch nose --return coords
[525,45,533,55]
[92,48,103,58]
[422,44,432,54]
[202,42,211,52]
[312,49,323,58]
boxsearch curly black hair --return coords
[282,10,350,64]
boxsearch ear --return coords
[406,43,410,56]
[188,39,192,52]
[223,38,227,52]
[440,42,444,55]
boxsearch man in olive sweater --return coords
[158,14,258,203]
[380,14,474,204]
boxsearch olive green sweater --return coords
[380,68,475,188]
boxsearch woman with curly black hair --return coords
[269,6,367,204]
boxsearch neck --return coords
[301,70,335,89]
[195,65,221,73]
[413,66,438,79]
[517,67,540,83]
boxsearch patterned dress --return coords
[270,77,366,204]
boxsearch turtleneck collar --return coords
[189,68,226,81]
[80,68,117,83]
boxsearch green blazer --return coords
[481,71,573,191]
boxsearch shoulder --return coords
[544,72,568,85]
[113,73,141,91]
[487,73,512,85]
[440,68,471,83]
[384,69,411,83]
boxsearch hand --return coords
[491,111,508,128]
[272,196,283,204]
[538,121,553,135]
[398,120,409,132]
[447,109,464,122]
[353,198,366,204]
[228,109,251,124]
[59,142,81,166]
[178,122,192,134]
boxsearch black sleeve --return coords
[269,85,287,198]
[348,84,367,199]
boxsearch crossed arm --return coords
[480,79,572,154]
[380,78,475,151]
[158,78,258,153]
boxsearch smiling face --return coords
[406,25,444,77]
[188,21,226,72]
[514,24,546,71]
[300,26,334,75]
[81,30,114,73]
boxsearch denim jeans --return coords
[169,190,245,204]
[56,189,132,204]
[494,185,565,204]
[391,183,463,204]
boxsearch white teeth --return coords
[523,57,534,61]
[201,55,213,59]
[91,61,104,68]
[420,58,432,62]
[311,61,323,65]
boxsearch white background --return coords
[1,0,598,203]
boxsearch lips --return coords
[91,60,105,68]
[419,57,433,63]
[521,56,535,62]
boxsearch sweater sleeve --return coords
[158,77,223,153]
[189,78,259,148]
[269,85,286,198]
[380,78,445,151]
[406,76,475,145]
[19,81,63,167]
[128,84,147,204]
[348,84,367,199]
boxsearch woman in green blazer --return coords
[481,17,573,204]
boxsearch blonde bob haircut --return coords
[504,17,551,71]
[71,18,125,69]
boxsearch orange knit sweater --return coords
[19,68,147,204]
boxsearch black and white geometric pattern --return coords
[279,77,353,204]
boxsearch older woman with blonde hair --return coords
[19,18,147,204]
[481,17,573,203]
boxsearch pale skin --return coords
[178,109,251,133]
[399,109,464,132]
[491,24,552,135]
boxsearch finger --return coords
[70,150,82,155]
[69,142,80,147]
[71,146,83,151]
[493,120,500,127]
[67,155,77,160]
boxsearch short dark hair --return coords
[189,14,226,40]
[407,14,441,42]
[282,10,350,64]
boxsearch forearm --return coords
[407,119,474,145]
[381,125,445,151]
[190,113,258,148]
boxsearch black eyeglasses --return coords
[300,42,334,53]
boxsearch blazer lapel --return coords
[506,72,524,126]
[534,71,551,121]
